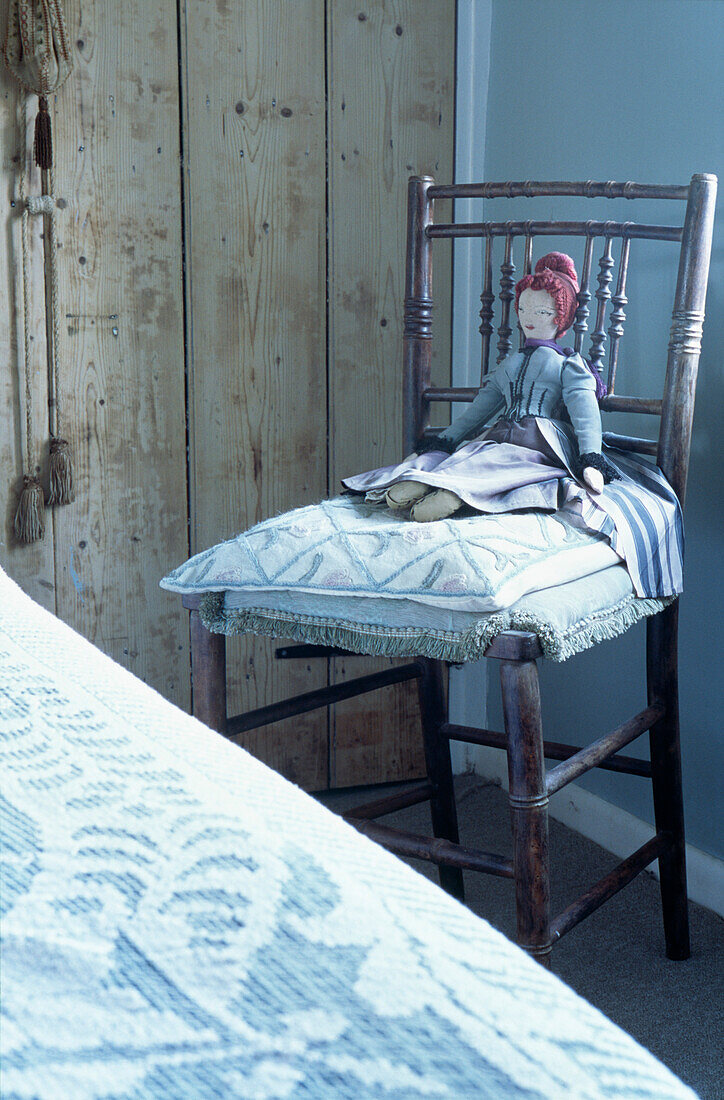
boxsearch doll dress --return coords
[342,343,683,601]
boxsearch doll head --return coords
[515,252,580,337]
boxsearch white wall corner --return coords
[449,0,495,776]
[447,0,722,910]
[464,745,724,918]
[452,0,492,391]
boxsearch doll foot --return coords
[410,489,463,522]
[385,481,429,509]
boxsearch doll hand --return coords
[583,466,604,494]
[414,435,458,456]
[577,452,621,488]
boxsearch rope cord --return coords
[6,4,75,531]
[17,100,65,467]
[47,165,61,438]
[18,122,34,473]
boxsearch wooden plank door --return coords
[326,0,455,787]
[179,0,330,788]
[1,0,190,705]
[1,0,456,793]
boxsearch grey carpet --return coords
[319,776,724,1100]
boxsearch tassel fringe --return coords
[196,590,675,664]
[48,437,75,505]
[14,476,45,543]
[34,96,53,169]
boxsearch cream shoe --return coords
[410,489,463,522]
[385,481,430,509]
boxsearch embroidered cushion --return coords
[161,495,618,614]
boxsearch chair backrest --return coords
[402,176,717,505]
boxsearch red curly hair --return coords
[515,252,579,335]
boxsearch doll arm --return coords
[561,353,602,454]
[431,369,507,450]
[561,354,619,488]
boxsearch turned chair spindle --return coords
[589,235,615,377]
[479,232,494,380]
[497,232,516,362]
[607,235,631,393]
[573,233,595,354]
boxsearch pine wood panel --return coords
[181,0,329,788]
[0,81,57,608]
[327,1,455,787]
[49,0,190,703]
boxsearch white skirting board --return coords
[457,744,724,919]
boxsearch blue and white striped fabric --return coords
[539,420,684,599]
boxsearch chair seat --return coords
[195,563,671,663]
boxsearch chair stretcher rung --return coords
[426,181,690,201]
[423,387,478,403]
[599,395,663,415]
[424,390,663,416]
[441,723,653,778]
[226,663,421,738]
[275,644,361,659]
[550,833,670,942]
[602,430,658,456]
[343,782,434,821]
[346,818,514,878]
[545,703,664,795]
[426,220,683,242]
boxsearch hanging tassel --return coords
[47,436,75,505]
[34,95,53,169]
[14,476,46,543]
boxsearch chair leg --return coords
[647,603,690,960]
[499,658,552,966]
[189,607,227,734]
[416,658,465,900]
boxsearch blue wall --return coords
[457,0,723,857]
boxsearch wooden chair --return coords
[182,174,716,966]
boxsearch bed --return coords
[0,565,696,1099]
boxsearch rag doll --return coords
[343,252,618,522]
[341,249,683,604]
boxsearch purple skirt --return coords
[342,417,573,513]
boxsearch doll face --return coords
[517,287,559,340]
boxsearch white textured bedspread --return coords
[0,568,695,1100]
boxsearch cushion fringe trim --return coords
[199,592,675,664]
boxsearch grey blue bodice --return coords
[438,344,602,456]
